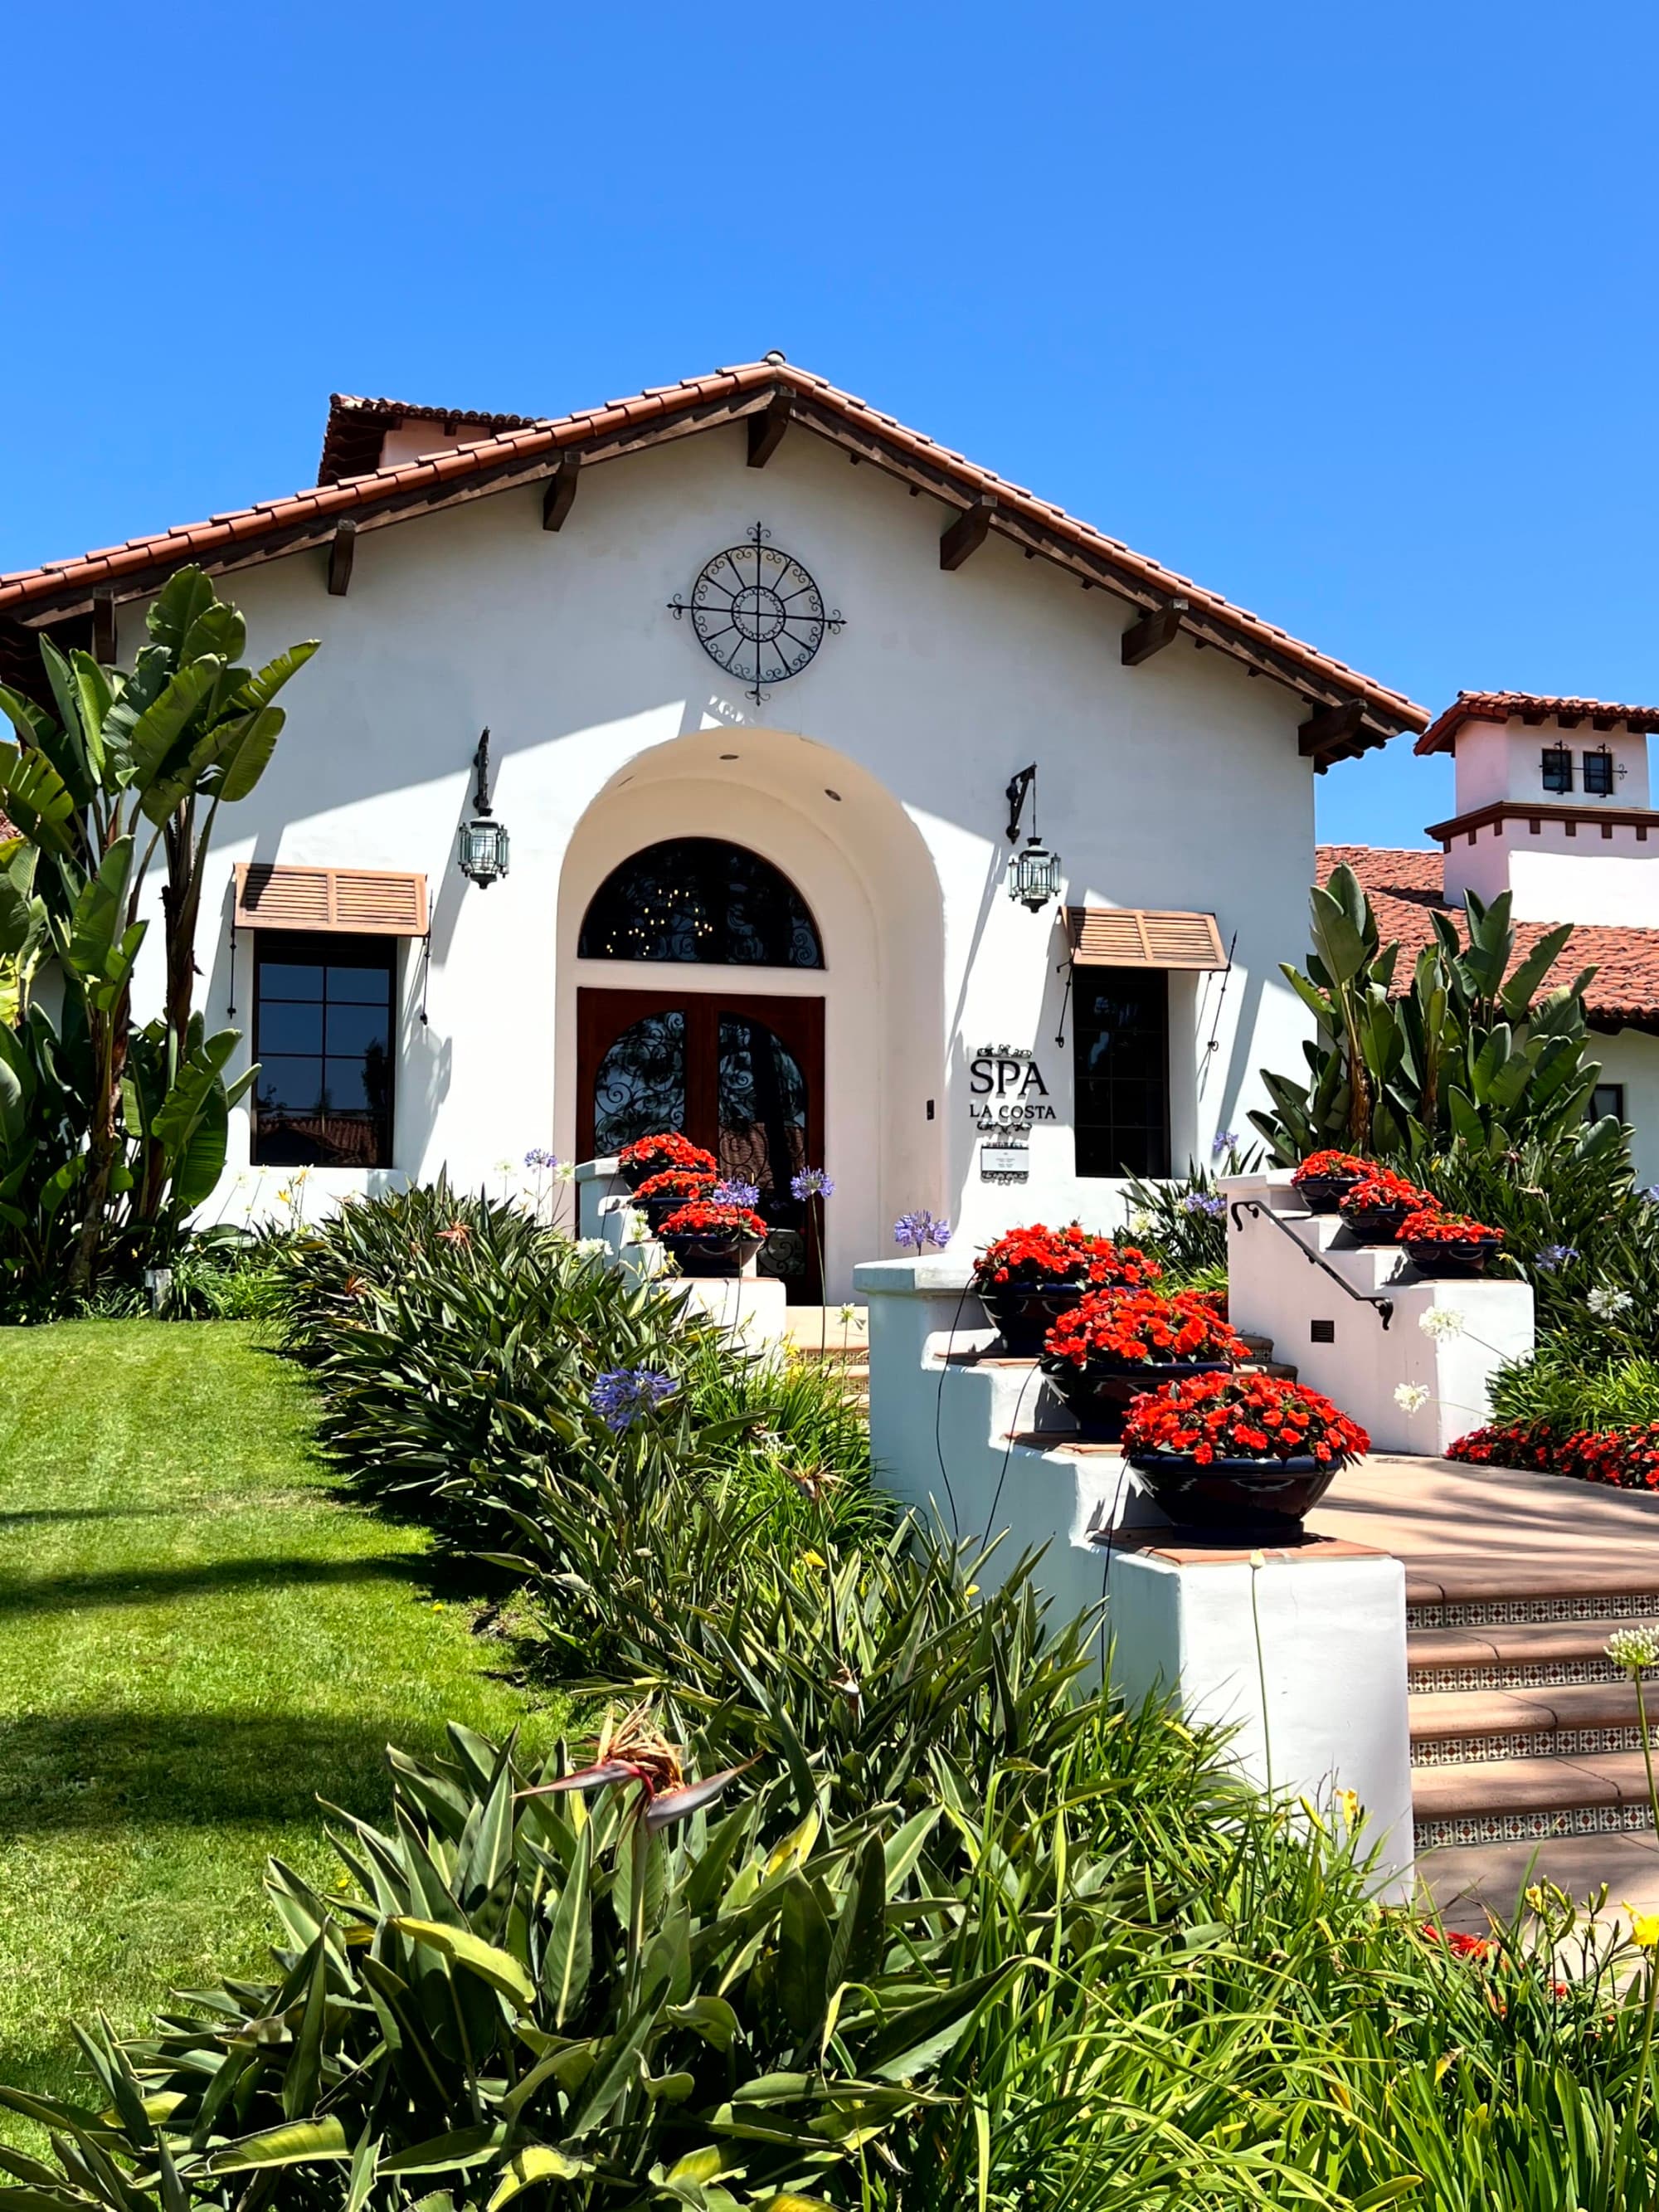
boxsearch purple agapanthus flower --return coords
[1212,1130,1238,1157]
[1535,1243,1580,1273]
[712,1177,761,1209]
[591,1367,679,1432]
[1183,1191,1227,1218]
[791,1167,834,1201]
[894,1208,951,1251]
[524,1147,557,1171]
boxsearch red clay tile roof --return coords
[316,395,550,485]
[0,360,1426,754]
[1316,844,1659,1028]
[1418,692,1659,757]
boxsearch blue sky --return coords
[4,0,1654,846]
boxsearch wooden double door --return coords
[577,987,825,1299]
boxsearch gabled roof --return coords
[316,395,549,485]
[0,359,1427,760]
[1316,844,1659,1030]
[1417,691,1659,757]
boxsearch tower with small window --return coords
[1418,693,1659,926]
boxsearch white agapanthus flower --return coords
[552,1159,578,1183]
[1394,1382,1431,1414]
[575,1237,609,1258]
[1131,1212,1154,1235]
[1418,1307,1465,1342]
[1589,1285,1633,1318]
[623,1208,649,1243]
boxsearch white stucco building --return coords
[0,359,1428,1297]
[1325,690,1659,1186]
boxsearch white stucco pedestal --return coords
[856,1254,1415,1897]
[1104,1533,1414,1899]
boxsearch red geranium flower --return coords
[1121,1371,1370,1466]
[1044,1287,1248,1369]
[973,1223,1162,1291]
[618,1132,719,1176]
[1292,1150,1370,1184]
[633,1168,718,1204]
[658,1199,769,1240]
[1340,1168,1432,1216]
[1399,1207,1502,1245]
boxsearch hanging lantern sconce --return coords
[1003,763,1061,910]
[457,727,510,888]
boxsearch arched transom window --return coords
[578,838,824,968]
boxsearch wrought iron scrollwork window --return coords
[578,839,824,968]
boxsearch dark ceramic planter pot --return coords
[659,1231,764,1279]
[1294,1174,1364,1216]
[1044,1357,1233,1442]
[1401,1235,1501,1280]
[1340,1202,1415,1245]
[640,1192,713,1232]
[1126,1450,1345,1537]
[976,1279,1089,1357]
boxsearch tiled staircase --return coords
[786,1311,870,1413]
[1408,1566,1659,1849]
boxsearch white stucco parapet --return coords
[856,1252,1414,1895]
[1222,1172,1534,1454]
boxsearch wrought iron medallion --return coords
[669,522,844,704]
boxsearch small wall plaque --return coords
[980,1142,1030,1183]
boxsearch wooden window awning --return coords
[1065,905,1227,971]
[234,863,429,936]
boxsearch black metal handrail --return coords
[1228,1198,1394,1331]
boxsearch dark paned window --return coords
[1591,1083,1627,1125]
[253,932,396,1167]
[1541,746,1574,794]
[579,840,823,967]
[1073,968,1170,1178]
[1584,749,1616,797]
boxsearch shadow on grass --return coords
[0,1707,504,1835]
[0,1556,437,1616]
[0,1507,177,1528]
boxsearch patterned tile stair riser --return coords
[1418,1803,1659,1849]
[1413,1726,1654,1766]
[1412,1659,1634,1693]
[1407,1594,1659,1630]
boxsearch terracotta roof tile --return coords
[1316,844,1659,1026]
[0,359,1427,738]
[1418,692,1659,756]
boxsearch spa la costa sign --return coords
[967,1045,1056,1128]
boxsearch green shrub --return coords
[274,1182,877,1552]
[1491,1341,1659,1435]
[1424,1126,1659,1350]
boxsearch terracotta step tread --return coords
[1407,1563,1659,1608]
[1410,1681,1648,1738]
[1413,1750,1659,1820]
[1409,1619,1656,1670]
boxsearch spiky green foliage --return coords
[1253,862,1609,1165]
[273,1182,876,1554]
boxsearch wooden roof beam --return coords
[541,451,580,531]
[940,495,996,572]
[326,519,356,597]
[1121,597,1188,666]
[747,392,791,468]
[1298,698,1366,758]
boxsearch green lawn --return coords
[0,1320,562,2117]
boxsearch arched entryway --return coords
[576,840,827,1294]
[555,729,947,1303]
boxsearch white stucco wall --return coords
[111,421,1326,1293]
[1588,1028,1659,1186]
[1449,718,1650,814]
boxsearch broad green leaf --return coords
[382,2126,506,2175]
[545,1819,592,2027]
[207,2117,351,2171]
[487,2147,586,2210]
[388,1917,535,2009]
[146,568,219,657]
[68,837,134,977]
